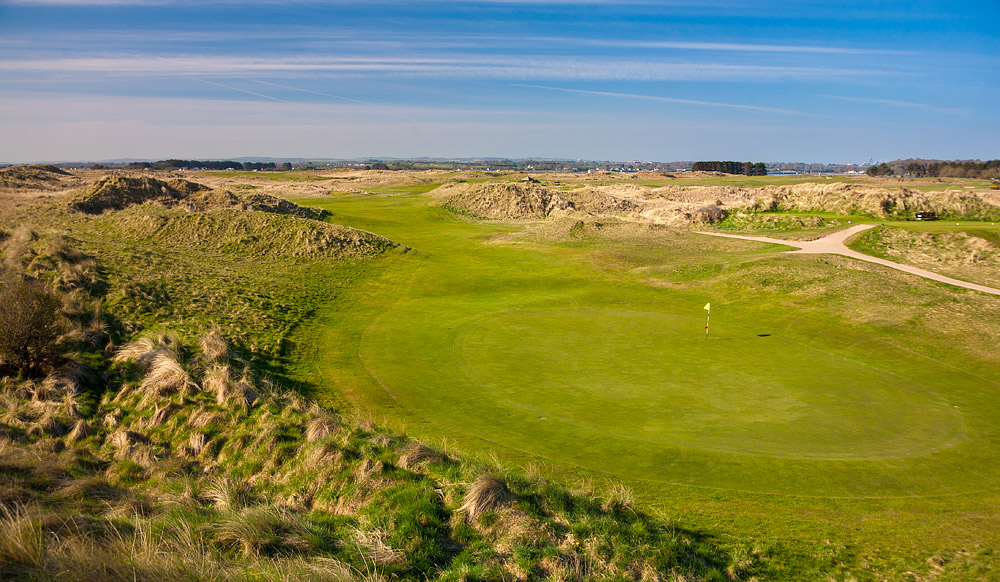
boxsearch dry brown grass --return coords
[147,403,180,428]
[0,504,45,570]
[601,481,635,513]
[187,432,206,456]
[306,415,339,443]
[186,406,225,430]
[203,478,254,511]
[350,526,407,567]
[138,352,192,402]
[112,330,181,369]
[198,328,228,362]
[397,442,445,470]
[64,420,90,443]
[459,475,513,520]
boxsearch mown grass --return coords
[289,191,1000,580]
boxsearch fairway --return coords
[293,191,1000,501]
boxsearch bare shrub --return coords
[0,275,63,376]
[459,475,513,520]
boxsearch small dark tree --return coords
[0,276,63,376]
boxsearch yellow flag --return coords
[704,303,711,311]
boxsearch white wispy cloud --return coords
[515,84,811,115]
[586,39,910,55]
[821,95,969,115]
[0,54,880,82]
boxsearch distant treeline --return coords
[691,161,767,176]
[127,160,292,171]
[868,159,1000,179]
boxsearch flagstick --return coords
[705,309,710,340]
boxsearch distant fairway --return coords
[295,191,1000,502]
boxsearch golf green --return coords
[454,309,961,459]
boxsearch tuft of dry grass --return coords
[199,328,229,362]
[147,403,180,428]
[139,352,192,402]
[188,432,207,456]
[208,505,314,557]
[107,429,144,451]
[601,481,635,513]
[350,526,407,567]
[459,475,513,520]
[31,410,65,437]
[65,419,90,443]
[397,442,445,470]
[0,504,45,569]
[112,330,181,369]
[53,476,123,502]
[203,477,254,511]
[186,406,225,430]
[306,415,339,443]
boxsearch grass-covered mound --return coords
[0,165,78,191]
[72,174,329,220]
[439,179,1000,225]
[96,206,399,260]
[440,182,573,219]
[850,225,1000,288]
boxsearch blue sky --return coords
[0,0,997,163]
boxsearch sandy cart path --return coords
[698,224,1000,297]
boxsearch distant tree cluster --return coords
[864,159,1000,179]
[866,163,895,177]
[897,160,1000,179]
[691,161,767,176]
[127,160,291,171]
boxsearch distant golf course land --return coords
[274,172,1000,577]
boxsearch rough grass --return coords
[849,224,1000,287]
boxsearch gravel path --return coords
[698,224,1000,297]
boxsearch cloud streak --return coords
[515,84,811,116]
[0,55,882,82]
[821,95,969,115]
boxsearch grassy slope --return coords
[289,192,1000,581]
